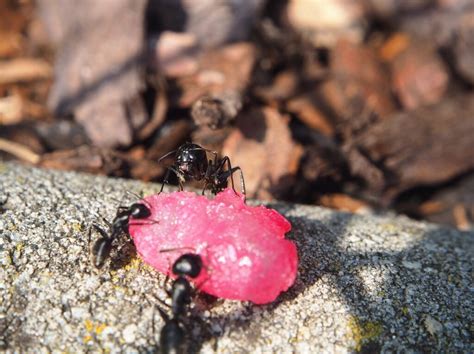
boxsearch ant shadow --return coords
[189,202,474,352]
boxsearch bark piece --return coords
[347,93,474,197]
[320,40,396,138]
[453,12,474,84]
[191,91,242,129]
[287,96,335,137]
[254,70,300,103]
[387,35,449,110]
[146,120,193,161]
[39,146,127,176]
[301,139,346,183]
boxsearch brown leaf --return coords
[388,35,449,110]
[287,96,334,136]
[320,39,396,138]
[222,107,303,200]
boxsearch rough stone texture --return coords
[0,163,473,353]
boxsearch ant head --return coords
[176,143,207,173]
[172,253,203,278]
[130,203,151,219]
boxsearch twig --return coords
[0,138,41,164]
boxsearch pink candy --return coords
[129,189,298,304]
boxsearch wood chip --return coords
[0,58,51,84]
[0,94,23,124]
[287,96,334,136]
[319,193,371,214]
[453,204,471,231]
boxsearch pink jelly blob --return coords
[129,189,298,304]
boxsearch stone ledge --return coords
[0,162,472,352]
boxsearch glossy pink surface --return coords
[129,189,298,304]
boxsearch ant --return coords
[158,142,246,197]
[154,253,204,353]
[90,201,153,269]
[156,307,186,354]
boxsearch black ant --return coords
[154,253,204,353]
[90,201,153,269]
[156,306,187,354]
[158,142,246,197]
[166,253,203,316]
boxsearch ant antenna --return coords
[159,246,197,254]
[158,150,177,163]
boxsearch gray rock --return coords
[0,163,472,353]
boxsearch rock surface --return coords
[0,163,472,352]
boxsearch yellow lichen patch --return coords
[123,257,142,272]
[71,223,83,233]
[401,307,409,316]
[95,323,107,335]
[347,316,383,352]
[84,319,107,339]
[15,242,24,256]
[380,223,398,233]
[84,319,94,333]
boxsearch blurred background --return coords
[0,0,473,230]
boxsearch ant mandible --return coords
[90,201,152,269]
[158,142,246,197]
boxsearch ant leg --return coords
[101,217,112,230]
[91,223,109,239]
[123,190,144,201]
[216,157,246,197]
[159,168,172,193]
[232,166,246,198]
[218,156,238,195]
[201,183,209,195]
[160,166,182,193]
[156,305,170,323]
